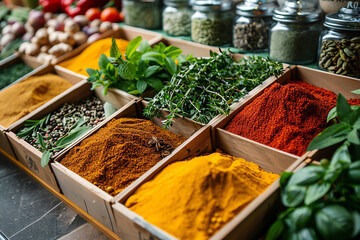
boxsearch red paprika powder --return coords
[225,81,360,156]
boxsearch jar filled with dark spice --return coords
[233,0,277,52]
[191,1,234,46]
[163,0,192,36]
[123,0,162,29]
[318,3,360,77]
[269,1,322,64]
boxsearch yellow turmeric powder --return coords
[125,152,279,240]
[0,73,73,127]
[59,38,129,76]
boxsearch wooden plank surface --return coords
[0,148,121,240]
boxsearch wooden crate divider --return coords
[210,65,360,163]
[51,99,204,234]
[5,68,91,192]
[111,124,305,240]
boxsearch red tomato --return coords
[85,8,101,21]
[101,7,120,23]
[119,12,124,22]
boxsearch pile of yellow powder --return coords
[59,38,129,76]
[125,152,279,240]
[0,73,73,127]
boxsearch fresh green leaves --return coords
[144,52,284,128]
[308,92,360,152]
[315,205,354,240]
[17,114,50,138]
[86,37,186,96]
[268,92,360,240]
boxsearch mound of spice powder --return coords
[0,73,73,127]
[225,81,360,156]
[60,118,187,196]
[125,152,279,240]
[59,38,129,76]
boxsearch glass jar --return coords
[123,0,162,29]
[269,1,322,64]
[191,1,234,46]
[163,0,192,36]
[233,0,276,52]
[318,3,360,77]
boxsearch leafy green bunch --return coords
[86,37,190,96]
[143,51,284,128]
[267,91,360,240]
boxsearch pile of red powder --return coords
[225,81,360,156]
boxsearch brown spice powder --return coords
[60,118,187,196]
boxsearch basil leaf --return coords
[327,107,337,123]
[86,68,96,77]
[104,102,117,118]
[305,182,331,205]
[144,65,162,78]
[266,220,284,240]
[125,36,142,60]
[294,228,318,240]
[288,166,324,186]
[352,211,360,238]
[137,79,147,94]
[350,107,360,128]
[348,128,360,145]
[146,77,164,92]
[337,93,352,124]
[41,150,52,167]
[138,40,150,54]
[164,45,182,59]
[282,184,306,207]
[287,206,312,230]
[315,205,353,240]
[346,161,360,184]
[99,54,110,70]
[280,172,293,189]
[141,51,164,64]
[307,123,352,151]
[164,56,177,76]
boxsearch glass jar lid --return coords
[324,2,360,31]
[236,0,277,17]
[193,0,232,12]
[165,0,189,7]
[273,0,322,23]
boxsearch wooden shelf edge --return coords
[0,148,121,240]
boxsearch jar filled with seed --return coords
[163,0,192,36]
[191,1,234,46]
[269,0,322,64]
[318,3,360,77]
[233,0,277,52]
[123,0,162,29]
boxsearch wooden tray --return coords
[111,126,304,240]
[210,66,360,160]
[5,67,90,192]
[51,100,204,233]
[0,64,83,158]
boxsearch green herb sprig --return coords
[143,51,284,128]
[86,37,190,96]
[266,91,360,240]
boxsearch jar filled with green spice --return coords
[123,0,162,29]
[233,0,276,52]
[163,0,192,36]
[269,1,322,64]
[318,3,360,77]
[191,1,234,46]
